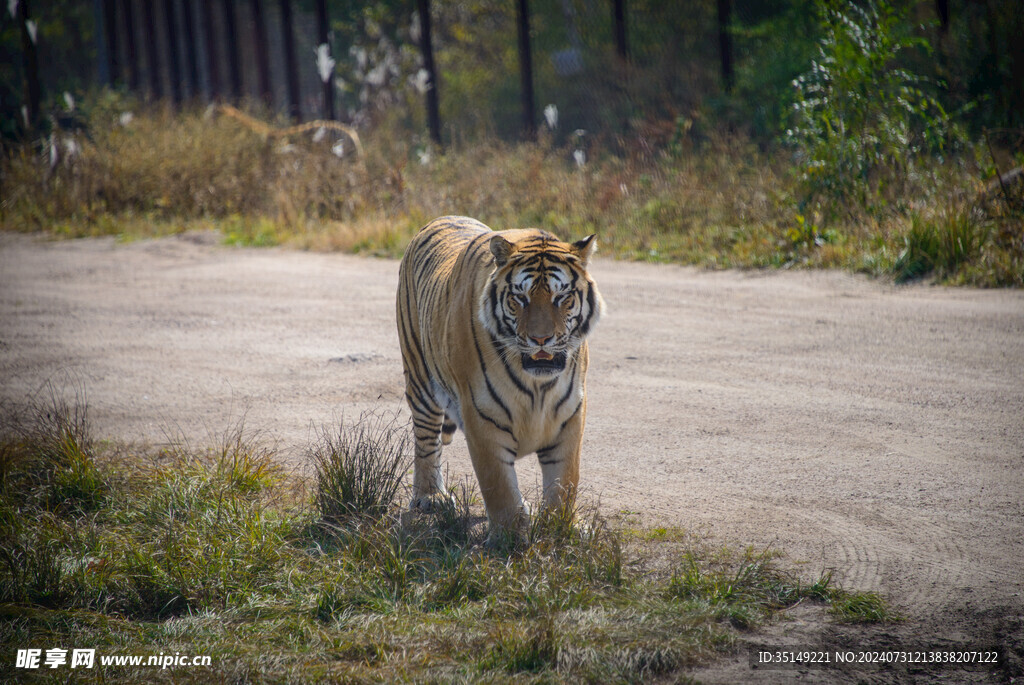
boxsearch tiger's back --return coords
[396,216,604,542]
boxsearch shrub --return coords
[787,0,953,218]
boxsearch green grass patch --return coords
[826,585,900,623]
[0,392,898,682]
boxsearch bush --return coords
[787,0,954,218]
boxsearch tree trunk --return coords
[222,0,242,100]
[516,0,536,139]
[162,0,182,104]
[280,0,301,121]
[717,0,734,93]
[101,0,120,86]
[121,0,139,92]
[935,0,949,35]
[18,0,41,132]
[250,0,273,108]
[200,0,221,100]
[315,0,335,120]
[180,0,200,99]
[417,0,441,144]
[140,0,163,100]
[612,0,628,62]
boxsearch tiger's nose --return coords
[530,334,553,346]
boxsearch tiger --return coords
[396,215,604,543]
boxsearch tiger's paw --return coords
[408,491,457,514]
[484,505,531,550]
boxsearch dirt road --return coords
[2,232,1022,681]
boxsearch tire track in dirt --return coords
[784,508,972,612]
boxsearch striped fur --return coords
[396,216,604,542]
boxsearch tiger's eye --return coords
[509,293,527,308]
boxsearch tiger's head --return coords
[481,231,604,377]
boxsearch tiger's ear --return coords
[571,234,597,267]
[490,235,517,267]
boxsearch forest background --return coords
[2,0,1022,285]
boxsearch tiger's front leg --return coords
[462,419,528,546]
[537,399,584,514]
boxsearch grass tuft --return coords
[827,588,900,623]
[0,383,106,515]
[482,617,562,674]
[310,410,410,525]
[895,206,993,283]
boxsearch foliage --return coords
[728,0,821,139]
[0,0,96,139]
[325,0,424,129]
[2,0,1023,145]
[939,0,1024,131]
[3,94,1021,285]
[1,1,1021,287]
[786,0,954,218]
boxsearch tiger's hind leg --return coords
[440,415,457,445]
[407,395,452,511]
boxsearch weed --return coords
[482,617,561,674]
[894,206,991,283]
[0,514,73,608]
[310,410,411,525]
[665,549,891,632]
[0,383,106,515]
[828,589,900,623]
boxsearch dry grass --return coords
[2,95,1020,285]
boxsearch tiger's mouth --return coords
[521,350,567,375]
